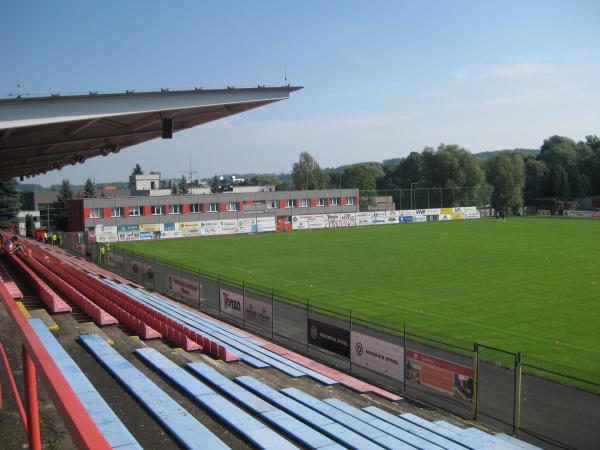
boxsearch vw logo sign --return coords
[354,342,364,356]
[310,325,318,340]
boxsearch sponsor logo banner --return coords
[406,350,473,402]
[440,208,453,215]
[139,223,162,232]
[465,212,480,220]
[351,331,404,380]
[219,289,243,319]
[439,213,452,221]
[308,318,350,358]
[168,274,201,303]
[257,216,276,232]
[453,207,464,213]
[593,211,600,219]
[401,210,417,217]
[326,213,356,228]
[117,224,139,233]
[131,260,154,281]
[400,216,414,223]
[426,208,441,215]
[413,215,427,222]
[163,222,179,231]
[463,206,477,214]
[160,230,182,239]
[564,210,593,218]
[244,295,272,329]
[180,221,201,231]
[238,218,257,233]
[451,212,465,220]
[201,220,221,236]
[117,232,139,241]
[415,209,427,216]
[106,252,124,269]
[139,231,154,240]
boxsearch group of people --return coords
[99,242,111,261]
[39,231,62,246]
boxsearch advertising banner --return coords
[106,252,124,270]
[160,230,182,239]
[451,212,465,220]
[413,215,427,223]
[163,222,179,231]
[371,212,387,225]
[201,220,221,236]
[308,318,350,358]
[564,210,593,218]
[95,225,117,243]
[355,212,375,226]
[426,208,441,215]
[452,207,464,213]
[400,210,417,217]
[414,209,427,216]
[463,206,477,214]
[465,212,481,220]
[257,216,276,232]
[593,212,600,219]
[244,295,272,329]
[117,232,139,241]
[219,219,239,234]
[167,274,201,303]
[238,218,258,234]
[139,231,154,240]
[439,213,452,221]
[303,214,327,229]
[131,260,154,281]
[219,288,243,319]
[139,223,162,232]
[117,224,139,233]
[400,216,414,223]
[406,350,473,402]
[180,221,201,236]
[292,216,309,230]
[350,331,404,380]
[326,213,356,228]
[440,208,453,215]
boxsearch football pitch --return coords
[116,218,600,378]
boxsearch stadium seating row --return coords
[103,278,338,384]
[0,259,23,299]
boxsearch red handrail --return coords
[0,281,111,450]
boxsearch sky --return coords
[2,0,599,186]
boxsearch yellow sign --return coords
[440,208,453,215]
[180,221,201,230]
[139,223,161,232]
[451,213,465,220]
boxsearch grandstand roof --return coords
[0,85,302,180]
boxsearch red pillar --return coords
[23,347,41,450]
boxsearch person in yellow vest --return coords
[52,233,57,246]
[106,242,111,252]
[43,231,48,244]
[99,244,106,262]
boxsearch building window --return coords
[300,198,308,208]
[190,203,202,213]
[227,202,239,211]
[285,199,295,208]
[346,196,355,206]
[90,208,103,218]
[266,201,276,209]
[317,198,326,207]
[111,207,123,217]
[208,203,219,212]
[330,197,340,206]
[169,204,181,215]
[151,205,164,215]
[129,206,140,217]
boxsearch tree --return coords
[0,179,20,224]
[485,153,526,212]
[25,213,35,237]
[83,178,96,198]
[178,176,189,194]
[53,180,73,230]
[130,164,143,176]
[292,152,326,190]
[523,157,547,204]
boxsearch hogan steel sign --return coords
[167,274,202,303]
[351,331,404,380]
[307,318,350,358]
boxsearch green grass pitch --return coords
[117,218,600,378]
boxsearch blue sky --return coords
[2,0,599,186]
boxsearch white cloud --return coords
[482,61,555,78]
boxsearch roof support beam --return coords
[65,118,98,136]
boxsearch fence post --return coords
[472,342,479,420]
[218,274,221,317]
[513,352,522,436]
[23,347,41,450]
[403,323,407,393]
[271,289,274,339]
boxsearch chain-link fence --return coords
[66,240,600,449]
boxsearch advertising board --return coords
[439,213,452,221]
[219,288,244,319]
[451,212,465,220]
[326,213,356,228]
[160,230,182,239]
[257,216,276,232]
[465,212,481,220]
[355,212,375,226]
[201,220,221,236]
[117,224,139,233]
[593,212,600,219]
[440,208,453,215]
[219,219,239,234]
[564,210,593,218]
[351,331,404,380]
[406,350,473,402]
[308,318,350,358]
[139,231,154,240]
[131,260,154,281]
[292,216,309,230]
[167,274,201,303]
[238,218,258,234]
[180,221,201,236]
[139,223,162,232]
[163,222,179,231]
[106,252,124,270]
[463,206,477,214]
[244,295,272,329]
[426,208,441,215]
